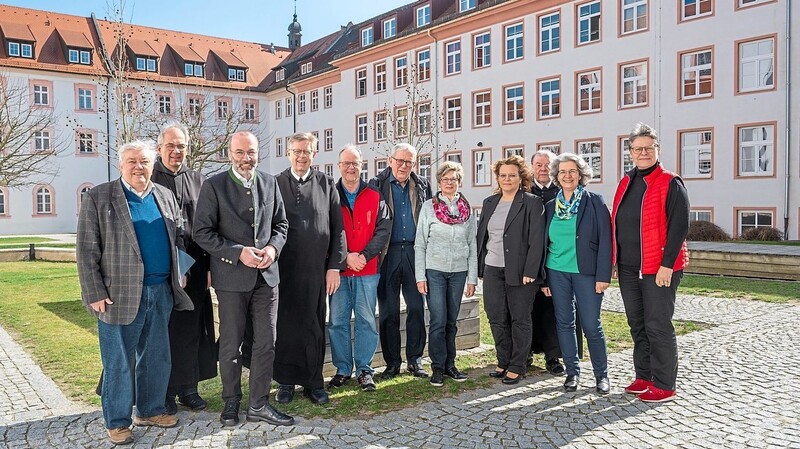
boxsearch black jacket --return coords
[368,167,432,252]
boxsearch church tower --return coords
[288,2,302,50]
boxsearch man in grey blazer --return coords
[77,140,194,446]
[193,131,294,427]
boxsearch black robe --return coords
[273,168,346,389]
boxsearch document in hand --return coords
[177,248,195,278]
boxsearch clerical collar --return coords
[534,180,553,190]
[120,178,153,198]
[291,168,310,182]
[230,167,256,188]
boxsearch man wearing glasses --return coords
[327,145,391,392]
[369,143,432,379]
[273,132,347,405]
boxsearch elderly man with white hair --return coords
[77,140,193,445]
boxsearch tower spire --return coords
[288,0,302,50]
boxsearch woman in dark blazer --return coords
[541,153,611,394]
[477,155,545,385]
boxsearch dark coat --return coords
[368,167,432,257]
[476,190,545,286]
[544,190,613,283]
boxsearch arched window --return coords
[76,183,94,214]
[34,185,54,215]
[0,188,8,216]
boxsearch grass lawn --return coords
[1,261,711,419]
[678,274,799,304]
[0,237,58,244]
[0,243,76,250]
[728,240,800,246]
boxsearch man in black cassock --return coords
[273,132,347,405]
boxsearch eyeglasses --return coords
[391,157,416,167]
[338,161,362,168]
[289,149,315,156]
[440,177,459,183]
[164,143,187,152]
[558,169,579,176]
[630,145,658,155]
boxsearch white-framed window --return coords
[738,37,774,92]
[275,138,283,157]
[80,50,91,65]
[383,18,397,39]
[738,0,772,7]
[505,147,524,158]
[504,85,524,123]
[275,68,285,82]
[539,11,560,53]
[228,68,246,82]
[298,93,306,114]
[395,107,409,138]
[738,210,773,235]
[36,186,53,214]
[460,0,476,12]
[244,102,256,121]
[417,103,431,135]
[375,111,387,141]
[34,131,51,152]
[738,124,774,176]
[21,43,32,58]
[78,132,94,154]
[135,57,145,71]
[275,99,282,119]
[474,90,491,127]
[0,188,7,216]
[538,78,560,119]
[538,143,561,155]
[622,0,648,34]
[680,129,713,179]
[361,162,370,182]
[325,164,334,179]
[473,149,491,186]
[577,69,601,113]
[416,4,431,27]
[184,63,204,77]
[681,0,712,21]
[619,137,634,175]
[445,97,462,131]
[361,27,373,47]
[446,40,461,75]
[376,158,388,174]
[577,1,601,45]
[68,49,79,63]
[310,90,319,111]
[286,96,293,117]
[158,95,172,115]
[681,48,713,99]
[33,84,50,106]
[577,139,602,180]
[146,58,156,72]
[446,152,462,164]
[217,98,229,119]
[9,42,34,58]
[357,115,368,144]
[418,155,432,183]
[505,23,524,61]
[301,61,312,75]
[474,32,491,69]
[620,60,648,108]
[78,88,93,110]
[395,56,408,87]
[375,63,387,92]
[324,129,334,151]
[8,41,20,57]
[324,86,333,108]
[356,68,368,97]
[417,49,431,82]
[123,91,136,112]
[690,209,712,222]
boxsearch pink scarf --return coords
[432,192,471,225]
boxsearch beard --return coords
[233,161,257,179]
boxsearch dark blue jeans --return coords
[546,269,608,379]
[425,269,467,370]
[97,282,173,429]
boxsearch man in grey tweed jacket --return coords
[77,141,193,445]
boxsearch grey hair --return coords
[392,143,417,158]
[288,132,318,153]
[629,122,660,145]
[339,144,362,160]
[436,161,464,183]
[117,140,156,165]
[549,153,593,187]
[531,149,557,165]
[157,121,190,147]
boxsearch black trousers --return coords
[482,265,536,375]
[377,244,426,367]
[618,266,682,391]
[216,277,278,409]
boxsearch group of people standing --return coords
[76,121,688,446]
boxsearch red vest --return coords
[612,165,688,275]
[341,185,382,277]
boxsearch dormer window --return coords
[8,41,33,58]
[228,68,246,82]
[135,57,157,72]
[68,49,92,65]
[300,62,312,75]
[416,5,431,27]
[383,18,397,39]
[276,68,285,82]
[184,62,204,77]
[361,27,373,47]
[459,0,477,12]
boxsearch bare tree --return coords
[0,74,66,187]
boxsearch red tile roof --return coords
[57,29,93,48]
[0,22,35,41]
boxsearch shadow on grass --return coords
[39,300,97,334]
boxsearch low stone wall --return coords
[0,248,76,262]
[686,242,800,281]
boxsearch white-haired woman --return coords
[541,153,611,394]
[415,161,477,387]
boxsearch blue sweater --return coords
[123,185,171,285]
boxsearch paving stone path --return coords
[1,290,799,448]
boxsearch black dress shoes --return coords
[564,374,579,392]
[379,365,401,380]
[246,402,295,426]
[596,377,610,394]
[165,395,178,415]
[275,384,295,404]
[179,393,207,411]
[489,368,507,378]
[220,399,240,426]
[303,387,330,405]
[502,372,523,385]
[407,364,429,378]
[546,358,566,376]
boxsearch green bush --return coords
[740,227,784,241]
[687,220,730,241]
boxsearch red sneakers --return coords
[624,378,653,394]
[638,385,676,402]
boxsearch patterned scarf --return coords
[554,185,584,220]
[433,192,471,225]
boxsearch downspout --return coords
[426,29,439,169]
[655,1,662,133]
[285,83,297,133]
[104,77,112,181]
[783,0,792,239]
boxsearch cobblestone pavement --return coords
[2,290,799,448]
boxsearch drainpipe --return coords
[104,76,112,181]
[783,0,792,239]
[426,29,440,169]
[285,83,297,133]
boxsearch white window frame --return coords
[324,86,333,108]
[276,138,283,157]
[473,149,491,186]
[577,140,602,180]
[680,130,713,179]
[417,49,431,82]
[244,102,256,121]
[275,99,282,119]
[620,61,648,108]
[356,68,368,97]
[681,49,713,99]
[34,131,51,152]
[416,4,431,27]
[146,58,156,72]
[357,115,368,144]
[577,1,601,45]
[417,103,431,135]
[504,85,524,123]
[361,162,370,182]
[158,95,172,115]
[68,49,79,63]
[738,210,773,235]
[36,187,52,214]
[738,124,774,177]
[538,78,560,119]
[505,23,524,62]
[446,40,461,75]
[539,12,560,54]
[375,111,387,141]
[619,137,634,175]
[310,90,319,111]
[80,50,91,64]
[474,91,491,127]
[474,32,491,69]
[276,68,285,82]
[738,38,774,92]
[690,209,712,223]
[383,18,397,39]
[621,0,648,34]
[577,69,601,113]
[217,99,229,120]
[8,41,20,57]
[375,63,387,92]
[301,61,312,75]
[460,0,477,12]
[324,129,334,151]
[395,56,408,87]
[682,0,713,21]
[445,97,462,131]
[21,43,32,58]
[78,88,93,110]
[298,93,306,114]
[33,84,49,106]
[78,132,94,154]
[361,27,373,47]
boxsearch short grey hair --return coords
[288,132,318,153]
[157,122,190,147]
[118,140,156,165]
[436,161,464,183]
[339,144,362,162]
[629,122,660,146]
[531,149,557,165]
[550,153,593,187]
[392,143,417,158]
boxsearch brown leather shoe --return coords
[133,413,178,428]
[107,427,134,445]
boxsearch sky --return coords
[3,0,412,44]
